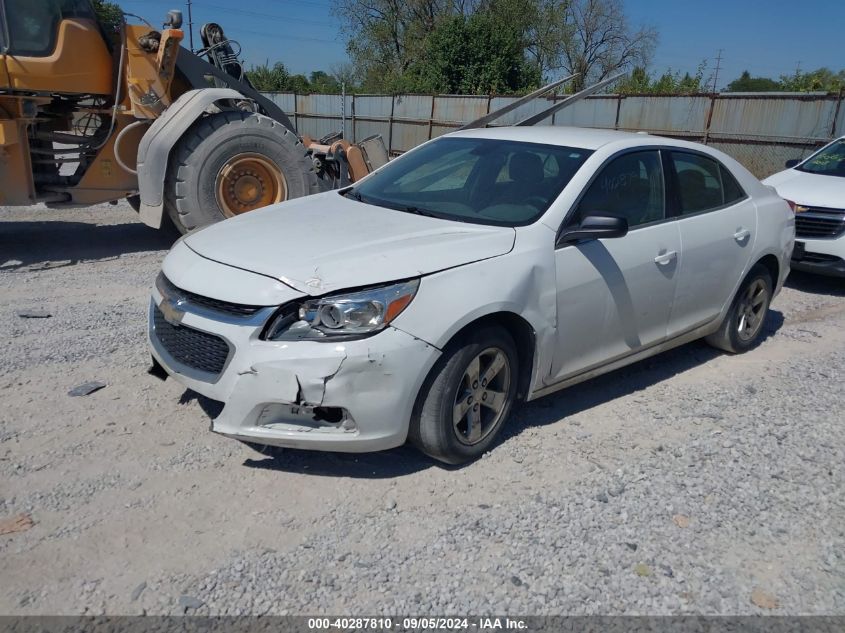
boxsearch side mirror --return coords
[785,158,801,169]
[559,214,629,245]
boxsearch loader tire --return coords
[164,111,325,234]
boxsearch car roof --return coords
[445,125,743,157]
[446,125,656,150]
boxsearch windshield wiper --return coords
[342,189,364,202]
[397,205,440,218]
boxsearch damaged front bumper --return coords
[148,294,441,453]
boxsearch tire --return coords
[164,111,325,234]
[705,264,773,354]
[409,326,518,465]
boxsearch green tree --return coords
[555,0,657,91]
[726,71,782,92]
[618,61,707,95]
[246,62,292,92]
[779,67,845,93]
[309,71,342,93]
[334,0,457,92]
[408,8,540,94]
[91,0,123,32]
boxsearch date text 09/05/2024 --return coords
[307,617,528,630]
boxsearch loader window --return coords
[5,0,95,56]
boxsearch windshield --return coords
[345,137,593,226]
[797,139,845,178]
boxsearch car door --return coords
[666,151,757,336]
[549,149,682,384]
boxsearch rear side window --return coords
[671,152,746,214]
[720,164,746,204]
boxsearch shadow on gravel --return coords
[784,271,845,297]
[183,311,785,478]
[502,308,785,442]
[0,220,174,269]
[184,389,438,478]
[242,444,436,478]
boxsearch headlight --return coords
[264,279,420,341]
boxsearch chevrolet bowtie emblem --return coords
[795,205,810,213]
[159,298,185,324]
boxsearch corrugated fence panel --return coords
[393,95,434,120]
[354,119,388,146]
[433,95,488,125]
[391,120,430,153]
[552,96,619,128]
[264,92,296,113]
[617,96,710,135]
[261,91,845,174]
[709,96,837,140]
[489,96,544,125]
[834,101,845,138]
[353,95,392,118]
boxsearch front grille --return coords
[794,206,845,239]
[152,306,230,376]
[158,273,265,317]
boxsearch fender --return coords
[136,88,253,228]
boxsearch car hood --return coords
[763,169,845,208]
[183,191,516,296]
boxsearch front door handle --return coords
[654,250,678,266]
[734,228,751,243]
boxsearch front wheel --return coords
[164,111,325,234]
[409,327,518,464]
[706,264,773,354]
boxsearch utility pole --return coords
[712,49,723,93]
[186,0,194,51]
[795,61,802,76]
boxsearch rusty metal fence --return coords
[262,91,845,179]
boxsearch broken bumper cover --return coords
[148,297,441,452]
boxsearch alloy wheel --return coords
[736,278,769,342]
[452,347,511,446]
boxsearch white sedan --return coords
[764,136,845,277]
[148,127,794,464]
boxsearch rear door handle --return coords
[734,228,751,243]
[654,251,677,266]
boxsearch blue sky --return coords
[124,0,845,88]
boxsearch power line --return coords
[121,0,334,29]
[197,2,336,28]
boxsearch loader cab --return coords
[0,0,113,95]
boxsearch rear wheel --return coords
[705,264,772,353]
[164,111,325,233]
[409,327,518,464]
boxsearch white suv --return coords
[764,136,845,277]
[148,127,794,464]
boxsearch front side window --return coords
[571,150,665,229]
[798,139,845,178]
[347,137,593,227]
[671,152,744,215]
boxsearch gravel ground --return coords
[1,202,843,616]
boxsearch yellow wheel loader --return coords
[0,0,385,233]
